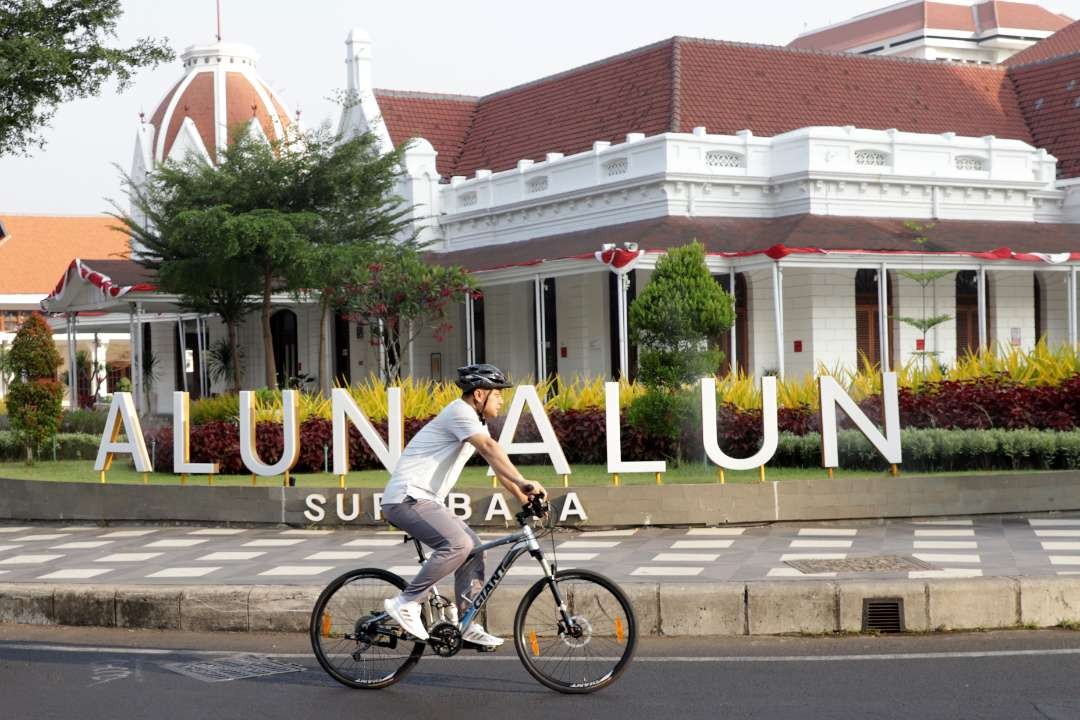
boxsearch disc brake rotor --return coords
[561,615,593,648]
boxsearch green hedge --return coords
[0,431,101,462]
[774,428,1080,472]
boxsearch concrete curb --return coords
[3,576,1080,636]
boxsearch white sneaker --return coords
[383,596,429,641]
[462,622,504,647]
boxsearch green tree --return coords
[627,241,734,462]
[343,242,476,382]
[896,221,953,371]
[0,0,172,156]
[6,313,64,464]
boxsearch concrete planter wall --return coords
[2,471,1080,527]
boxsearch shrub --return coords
[6,313,64,464]
[61,409,109,435]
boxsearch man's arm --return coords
[467,434,547,504]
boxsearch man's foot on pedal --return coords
[462,622,504,647]
[384,596,429,641]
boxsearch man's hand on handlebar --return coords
[521,480,548,503]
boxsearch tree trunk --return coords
[227,320,242,395]
[318,299,329,397]
[262,270,277,390]
[24,442,33,466]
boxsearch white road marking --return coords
[241,539,306,547]
[1041,542,1080,551]
[342,539,399,547]
[557,541,620,549]
[13,642,1080,663]
[913,541,978,549]
[0,554,64,565]
[631,566,703,576]
[146,567,221,578]
[789,540,853,548]
[507,567,544,576]
[582,529,638,536]
[13,534,71,542]
[1029,519,1080,527]
[1048,556,1080,566]
[188,529,247,536]
[911,519,973,526]
[912,553,981,563]
[652,553,720,562]
[779,553,846,561]
[686,528,745,536]
[96,553,163,563]
[908,569,983,578]
[0,527,31,533]
[797,529,858,537]
[51,541,114,550]
[100,530,157,538]
[388,565,418,576]
[38,568,113,580]
[547,553,597,560]
[145,539,209,548]
[671,540,733,549]
[1035,530,1080,537]
[197,552,266,561]
[304,551,371,561]
[913,529,975,537]
[259,566,333,577]
[766,568,837,577]
[279,529,334,536]
[0,545,22,552]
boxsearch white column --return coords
[728,266,737,373]
[66,314,78,409]
[133,304,144,414]
[464,293,475,365]
[772,263,785,379]
[617,273,630,380]
[177,318,188,392]
[1070,268,1078,349]
[534,276,545,381]
[977,266,988,351]
[196,316,208,396]
[93,333,108,397]
[407,319,415,379]
[377,318,386,383]
[878,263,890,372]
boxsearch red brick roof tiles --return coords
[1009,50,1080,178]
[0,216,131,294]
[374,91,477,178]
[1005,19,1080,66]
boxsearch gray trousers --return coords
[381,497,485,615]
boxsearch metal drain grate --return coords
[862,598,904,633]
[163,655,305,683]
[784,554,935,574]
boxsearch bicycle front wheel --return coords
[513,569,637,694]
[310,568,425,689]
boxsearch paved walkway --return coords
[2,514,1080,585]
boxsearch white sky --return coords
[1,0,1077,215]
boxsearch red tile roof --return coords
[1009,50,1080,178]
[791,1,1070,52]
[1005,19,1080,66]
[375,90,477,178]
[675,39,1030,140]
[0,216,131,294]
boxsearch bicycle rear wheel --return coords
[310,568,425,689]
[513,569,637,694]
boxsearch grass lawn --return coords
[0,460,1051,488]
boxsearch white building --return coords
[43,11,1080,414]
[791,0,1071,64]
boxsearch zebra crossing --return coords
[2,515,1080,583]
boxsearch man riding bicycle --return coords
[381,363,547,649]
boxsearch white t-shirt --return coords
[382,399,488,504]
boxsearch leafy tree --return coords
[627,241,733,462]
[342,243,476,382]
[0,0,172,156]
[6,313,64,464]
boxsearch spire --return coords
[216,0,222,42]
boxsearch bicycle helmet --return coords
[455,363,512,393]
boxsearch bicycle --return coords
[309,494,637,694]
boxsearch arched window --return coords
[714,273,749,375]
[270,309,299,388]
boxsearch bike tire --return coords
[512,569,637,694]
[310,568,425,689]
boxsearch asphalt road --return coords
[4,625,1080,719]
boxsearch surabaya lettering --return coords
[93,373,903,477]
[302,491,589,524]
